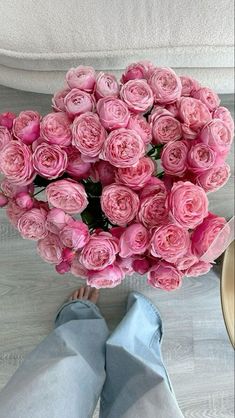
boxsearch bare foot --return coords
[68,286,99,304]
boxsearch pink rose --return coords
[181,123,198,140]
[91,160,115,186]
[60,219,89,250]
[37,232,63,264]
[87,264,125,288]
[56,261,71,274]
[1,178,34,198]
[0,126,12,151]
[33,143,68,179]
[180,76,200,96]
[52,88,70,112]
[41,112,72,146]
[101,184,140,226]
[64,89,95,117]
[0,141,35,186]
[116,255,134,276]
[97,97,130,131]
[161,140,189,177]
[187,143,216,173]
[151,112,182,145]
[196,163,230,193]
[149,67,182,104]
[46,208,72,234]
[140,177,167,200]
[6,199,27,227]
[120,79,154,113]
[15,192,34,210]
[179,97,211,131]
[119,223,150,257]
[72,112,106,157]
[199,119,233,157]
[0,192,8,207]
[70,253,88,278]
[100,128,145,168]
[185,260,212,277]
[46,179,88,214]
[95,72,119,99]
[175,250,198,271]
[62,247,76,264]
[65,146,91,179]
[127,114,152,145]
[169,181,208,229]
[66,66,96,92]
[115,156,155,190]
[213,106,234,135]
[80,231,119,270]
[165,102,180,118]
[192,87,220,112]
[132,257,151,275]
[13,111,40,145]
[17,207,48,240]
[150,223,190,263]
[147,260,183,291]
[0,112,16,130]
[138,193,168,228]
[121,61,154,83]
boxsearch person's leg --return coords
[0,286,109,418]
[100,291,184,418]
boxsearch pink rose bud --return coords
[95,72,119,99]
[133,258,150,275]
[62,247,76,263]
[0,192,8,207]
[0,126,12,152]
[56,261,71,274]
[13,111,40,145]
[0,112,16,130]
[121,61,154,83]
[66,66,96,92]
[15,192,34,209]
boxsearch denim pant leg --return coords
[0,300,109,418]
[100,292,184,418]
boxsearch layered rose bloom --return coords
[119,223,150,258]
[66,66,96,92]
[13,111,40,145]
[46,179,88,214]
[161,140,189,176]
[0,178,34,199]
[17,207,48,240]
[33,143,68,179]
[0,141,35,186]
[140,177,167,200]
[95,72,119,99]
[46,208,72,234]
[80,231,119,270]
[97,97,130,130]
[138,192,168,228]
[175,249,198,271]
[150,111,182,144]
[64,89,95,117]
[65,146,91,179]
[148,260,183,291]
[41,112,72,146]
[187,143,216,173]
[150,224,190,263]
[120,79,154,113]
[185,260,212,277]
[196,163,230,193]
[149,67,182,104]
[0,126,12,151]
[127,114,152,145]
[72,112,106,157]
[192,87,220,112]
[101,184,139,226]
[52,88,70,112]
[180,76,200,96]
[37,232,63,264]
[179,97,211,131]
[199,119,233,157]
[115,157,155,190]
[213,106,234,135]
[59,219,90,250]
[87,264,125,288]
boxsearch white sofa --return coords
[0,0,234,93]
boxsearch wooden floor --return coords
[0,86,234,418]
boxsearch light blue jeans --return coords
[0,292,184,418]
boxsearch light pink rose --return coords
[132,257,151,275]
[0,126,12,151]
[0,141,35,186]
[169,181,208,229]
[46,208,72,234]
[87,264,125,288]
[179,97,212,131]
[13,111,40,145]
[56,261,71,274]
[52,88,70,112]
[138,193,169,228]
[140,177,167,200]
[185,260,212,277]
[196,163,230,193]
[192,87,220,112]
[37,232,63,264]
[66,66,96,92]
[121,61,154,83]
[64,89,95,117]
[150,223,190,263]
[15,192,34,210]
[6,199,27,227]
[80,231,119,270]
[127,114,152,145]
[151,112,182,145]
[119,223,150,258]
[181,123,198,140]
[59,219,89,250]
[149,67,182,104]
[100,128,145,168]
[0,192,8,207]
[147,260,183,291]
[65,146,91,179]
[120,79,154,114]
[101,184,140,226]
[175,249,198,271]
[72,112,106,157]
[1,179,34,198]
[115,157,155,190]
[161,140,189,177]
[95,72,119,99]
[46,179,88,214]
[187,143,216,173]
[199,119,233,157]
[97,97,130,131]
[41,112,72,146]
[213,106,234,135]
[70,253,88,278]
[91,160,115,186]
[180,76,200,96]
[17,207,48,240]
[0,112,16,130]
[33,143,68,179]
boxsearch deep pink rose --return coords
[0,141,35,186]
[192,87,220,112]
[37,232,63,264]
[72,112,106,157]
[66,66,96,92]
[52,88,70,112]
[62,247,76,264]
[97,97,130,131]
[6,199,27,227]
[149,67,182,104]
[138,193,168,228]
[33,143,68,179]
[185,260,212,277]
[199,119,233,157]
[64,89,95,117]
[115,156,155,190]
[119,223,150,257]
[60,219,89,250]
[15,192,34,210]
[46,208,72,234]
[13,111,40,145]
[65,146,91,179]
[169,181,208,229]
[56,261,71,274]
[100,128,145,168]
[0,178,34,198]
[147,260,183,291]
[0,126,12,151]
[46,179,88,214]
[41,112,72,146]
[80,231,119,270]
[150,112,182,145]
[196,163,230,193]
[127,114,152,145]
[0,193,8,207]
[150,223,190,263]
[213,106,234,135]
[101,184,139,226]
[179,97,211,131]
[91,160,115,185]
[120,79,154,113]
[87,264,125,288]
[187,143,216,173]
[180,76,200,96]
[95,72,119,99]
[161,140,189,177]
[132,257,151,275]
[121,61,154,83]
[0,112,16,130]
[140,177,167,200]
[17,207,48,240]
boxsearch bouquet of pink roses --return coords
[0,62,234,290]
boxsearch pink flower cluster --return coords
[0,62,233,291]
